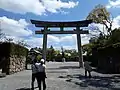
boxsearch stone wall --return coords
[0,42,28,75]
[9,55,26,74]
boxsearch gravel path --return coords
[0,62,120,90]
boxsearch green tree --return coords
[82,43,94,56]
[107,28,120,44]
[5,37,13,43]
[87,4,113,35]
[17,40,30,47]
[47,45,55,61]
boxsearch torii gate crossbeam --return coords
[35,30,88,34]
[31,19,92,67]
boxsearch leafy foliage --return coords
[0,29,5,41]
[47,45,56,61]
[87,4,113,35]
[84,5,120,71]
[30,46,78,62]
[0,42,28,57]
[16,40,30,47]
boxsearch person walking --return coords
[31,58,38,90]
[36,59,47,90]
[31,49,43,90]
[84,61,92,78]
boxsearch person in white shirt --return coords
[84,61,92,78]
[31,50,44,90]
[36,59,46,90]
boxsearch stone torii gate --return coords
[31,20,92,67]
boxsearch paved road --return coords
[0,62,120,90]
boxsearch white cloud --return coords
[25,37,43,48]
[24,34,89,50]
[48,35,60,43]
[81,34,90,45]
[46,35,77,49]
[0,16,33,37]
[0,0,78,15]
[88,23,107,36]
[0,0,46,15]
[46,34,90,50]
[60,35,76,44]
[42,0,79,13]
[106,0,120,8]
[112,15,120,29]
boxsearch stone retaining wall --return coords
[0,42,28,75]
[9,55,26,74]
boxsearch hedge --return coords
[0,42,28,57]
[97,42,120,50]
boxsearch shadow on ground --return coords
[16,88,31,90]
[59,74,120,90]
[16,87,38,90]
[92,68,120,74]
[47,66,79,70]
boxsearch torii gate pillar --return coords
[76,27,83,67]
[42,27,47,61]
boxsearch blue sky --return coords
[0,0,120,50]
